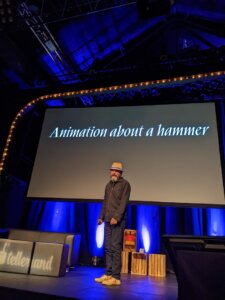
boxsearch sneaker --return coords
[95,274,111,283]
[102,277,121,286]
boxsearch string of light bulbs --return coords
[1,70,225,172]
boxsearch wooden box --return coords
[131,252,147,275]
[121,251,129,273]
[148,254,166,277]
[123,229,136,252]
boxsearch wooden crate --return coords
[148,254,166,277]
[121,251,129,273]
[131,252,147,275]
[123,229,136,252]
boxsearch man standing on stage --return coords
[95,162,131,286]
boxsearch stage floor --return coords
[0,266,178,300]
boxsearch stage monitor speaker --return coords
[30,242,69,277]
[0,239,33,274]
[162,235,225,300]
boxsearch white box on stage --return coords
[30,242,69,277]
[0,238,33,274]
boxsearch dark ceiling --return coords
[1,0,225,94]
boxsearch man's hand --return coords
[97,219,103,225]
[110,218,118,225]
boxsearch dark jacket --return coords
[99,177,131,223]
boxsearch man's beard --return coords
[111,175,118,182]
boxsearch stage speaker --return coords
[30,242,69,277]
[0,238,33,274]
[163,235,225,300]
[176,250,225,300]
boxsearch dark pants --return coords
[104,219,126,280]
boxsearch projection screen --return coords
[27,102,225,206]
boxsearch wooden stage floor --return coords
[0,266,178,300]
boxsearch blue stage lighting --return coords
[96,222,105,249]
[45,99,65,107]
[141,225,150,253]
[207,208,225,236]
